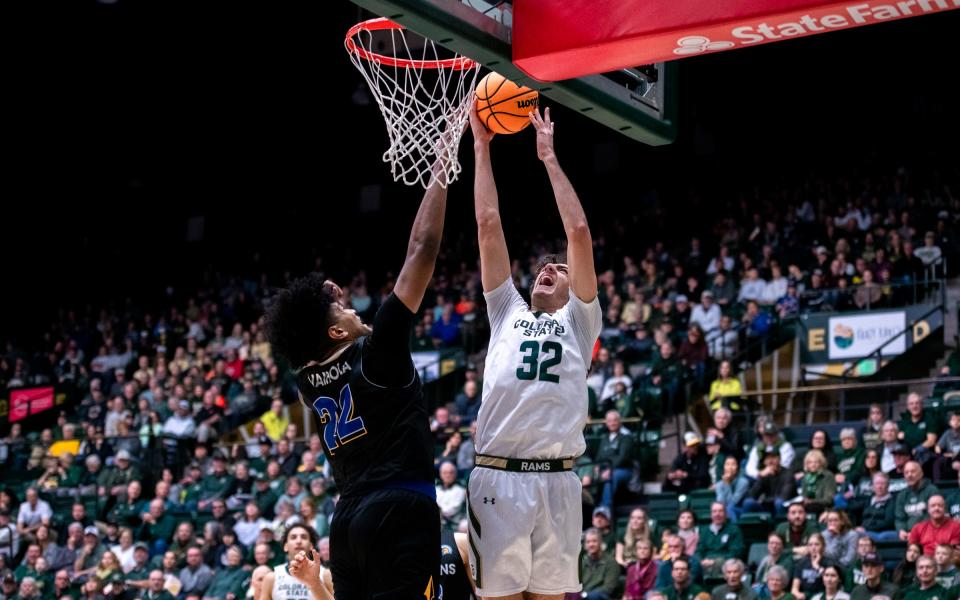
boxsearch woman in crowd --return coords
[616,507,654,567]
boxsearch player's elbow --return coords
[408,236,442,261]
[566,220,591,241]
[475,210,502,231]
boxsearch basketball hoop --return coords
[345,18,481,189]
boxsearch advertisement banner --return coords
[827,312,906,359]
[514,0,960,80]
[798,303,943,377]
[9,386,55,423]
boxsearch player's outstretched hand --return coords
[288,550,322,585]
[469,106,495,146]
[529,106,555,162]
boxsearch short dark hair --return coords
[533,253,567,276]
[283,523,320,548]
[530,252,567,295]
[264,273,339,369]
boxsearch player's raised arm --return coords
[393,156,453,314]
[470,108,511,293]
[530,107,597,303]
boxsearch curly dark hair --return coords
[283,523,320,548]
[264,273,339,369]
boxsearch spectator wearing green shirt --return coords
[590,506,618,553]
[294,451,326,486]
[933,544,960,589]
[595,410,636,509]
[108,481,144,530]
[799,450,837,515]
[836,428,866,491]
[896,461,939,541]
[180,464,206,511]
[124,543,152,586]
[899,556,948,600]
[898,393,939,465]
[51,568,80,600]
[711,558,757,600]
[253,475,280,521]
[196,454,235,513]
[167,523,195,568]
[699,503,745,578]
[765,566,796,600]
[98,450,141,502]
[757,533,795,592]
[581,528,621,600]
[662,557,705,600]
[13,543,40,582]
[203,546,250,600]
[140,570,175,600]
[137,499,176,556]
[775,503,820,559]
[247,437,273,476]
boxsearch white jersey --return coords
[271,563,323,600]
[475,278,602,459]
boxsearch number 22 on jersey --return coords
[311,384,367,454]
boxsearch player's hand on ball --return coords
[530,107,555,162]
[289,550,322,585]
[469,107,495,146]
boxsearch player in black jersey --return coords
[441,528,476,600]
[265,162,454,599]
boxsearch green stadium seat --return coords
[645,492,679,523]
[747,542,768,571]
[737,512,774,547]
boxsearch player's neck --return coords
[319,341,354,364]
[531,300,562,314]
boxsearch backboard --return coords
[346,0,679,146]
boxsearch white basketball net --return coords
[346,19,481,189]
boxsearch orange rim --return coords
[345,18,476,70]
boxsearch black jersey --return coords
[296,293,435,499]
[440,529,473,600]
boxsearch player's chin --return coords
[533,284,554,297]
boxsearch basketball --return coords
[475,71,539,135]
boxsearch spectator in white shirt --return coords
[234,503,271,548]
[738,268,767,304]
[161,400,197,439]
[914,231,943,266]
[17,487,52,541]
[600,360,633,401]
[690,290,721,335]
[762,264,789,306]
[706,246,736,276]
[436,461,466,530]
[708,315,739,361]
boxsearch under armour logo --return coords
[483,497,496,504]
[673,36,735,56]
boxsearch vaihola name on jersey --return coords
[306,362,352,388]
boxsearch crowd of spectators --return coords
[0,165,957,599]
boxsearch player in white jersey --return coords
[261,524,332,600]
[467,106,602,599]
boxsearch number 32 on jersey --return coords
[311,384,367,454]
[516,340,563,383]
